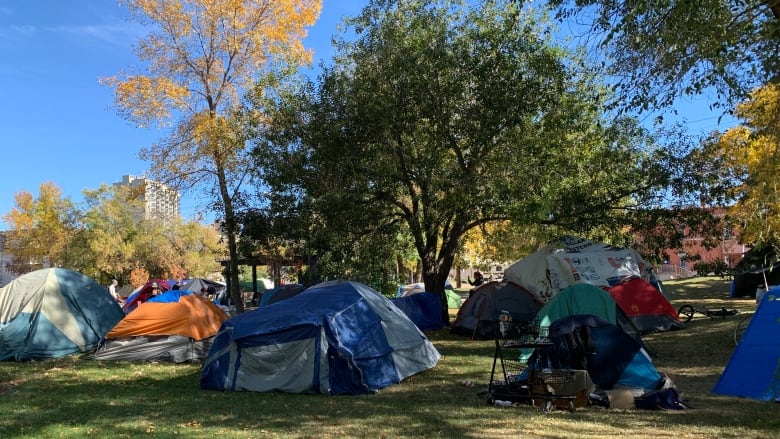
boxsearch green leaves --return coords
[554,0,780,112]
[252,0,679,296]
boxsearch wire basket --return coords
[530,369,576,385]
[497,318,550,347]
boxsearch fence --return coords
[655,264,697,280]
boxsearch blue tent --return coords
[201,280,441,394]
[531,314,664,391]
[390,292,445,331]
[713,287,780,400]
[258,284,304,307]
[0,268,125,361]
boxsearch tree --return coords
[704,83,780,253]
[103,0,321,312]
[549,0,780,112]
[78,184,144,282]
[254,0,680,321]
[2,183,80,274]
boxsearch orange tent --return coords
[88,290,229,363]
[108,293,227,340]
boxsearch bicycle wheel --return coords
[733,313,752,346]
[677,304,695,323]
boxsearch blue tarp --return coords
[147,290,193,303]
[532,314,663,391]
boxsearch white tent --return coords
[504,236,652,302]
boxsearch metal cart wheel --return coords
[677,304,695,323]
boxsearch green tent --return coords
[534,283,642,344]
[445,289,462,309]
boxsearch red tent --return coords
[122,279,171,313]
[606,277,683,334]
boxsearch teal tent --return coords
[534,283,643,344]
[0,268,124,361]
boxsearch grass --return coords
[1,277,779,438]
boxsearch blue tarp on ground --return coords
[390,292,445,331]
[201,280,441,394]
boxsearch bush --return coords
[694,260,731,277]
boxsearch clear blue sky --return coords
[0,1,734,228]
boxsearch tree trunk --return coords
[421,246,456,327]
[218,167,244,314]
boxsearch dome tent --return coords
[606,277,683,335]
[88,290,228,363]
[450,281,543,340]
[122,279,170,313]
[0,268,124,361]
[201,280,440,394]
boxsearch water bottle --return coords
[499,310,512,337]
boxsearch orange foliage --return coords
[130,263,151,289]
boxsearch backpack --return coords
[634,388,689,410]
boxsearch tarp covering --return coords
[390,292,445,331]
[0,268,124,361]
[177,278,226,298]
[200,280,440,394]
[713,287,780,400]
[532,314,663,391]
[730,263,780,298]
[504,236,651,302]
[606,277,683,334]
[88,290,228,363]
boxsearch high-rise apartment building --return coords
[115,175,180,223]
[0,231,10,287]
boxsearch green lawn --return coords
[1,277,778,438]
